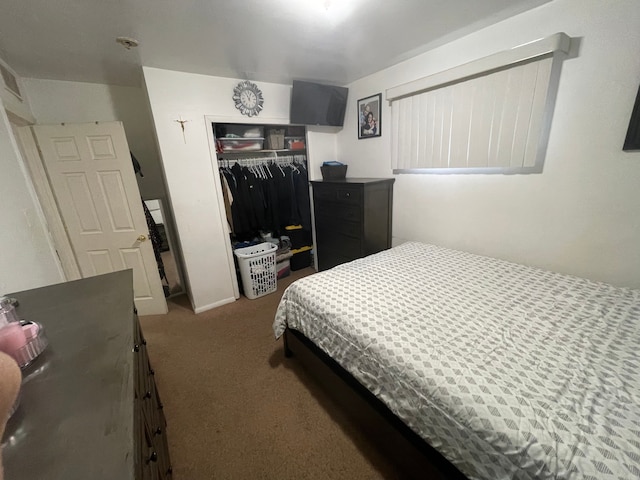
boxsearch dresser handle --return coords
[149,368,155,375]
[133,344,140,353]
[154,427,162,435]
[147,451,158,463]
[143,391,152,399]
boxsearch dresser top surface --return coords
[311,177,395,185]
[3,270,136,479]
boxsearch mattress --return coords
[273,242,640,479]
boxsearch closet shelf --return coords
[217,148,306,155]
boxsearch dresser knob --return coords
[133,344,140,352]
[154,427,162,435]
[149,368,155,375]
[147,451,158,463]
[143,391,152,399]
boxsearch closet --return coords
[213,123,313,289]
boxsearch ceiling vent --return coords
[0,63,21,100]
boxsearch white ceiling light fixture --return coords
[294,0,362,25]
[116,36,139,50]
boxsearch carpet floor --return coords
[140,268,448,480]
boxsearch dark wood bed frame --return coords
[283,328,469,479]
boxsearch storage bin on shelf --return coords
[284,225,312,249]
[219,137,264,152]
[234,242,278,299]
[217,124,264,138]
[266,128,285,150]
[290,245,312,271]
[276,247,293,279]
[286,137,305,150]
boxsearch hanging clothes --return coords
[244,167,268,231]
[220,173,234,233]
[231,163,257,236]
[219,156,310,241]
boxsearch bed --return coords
[273,242,640,480]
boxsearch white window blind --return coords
[387,33,571,174]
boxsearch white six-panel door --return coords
[33,122,167,315]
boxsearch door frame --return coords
[205,115,240,299]
[8,115,81,281]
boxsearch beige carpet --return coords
[140,268,450,480]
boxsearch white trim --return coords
[5,110,29,127]
[394,165,544,175]
[205,115,241,300]
[386,32,571,103]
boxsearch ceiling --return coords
[0,0,552,88]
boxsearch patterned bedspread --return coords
[273,242,640,479]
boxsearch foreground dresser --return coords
[312,178,395,271]
[2,270,171,480]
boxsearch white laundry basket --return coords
[234,242,278,299]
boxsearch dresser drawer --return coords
[315,217,361,238]
[316,229,361,256]
[315,202,361,223]
[314,185,362,204]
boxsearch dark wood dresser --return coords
[311,178,395,271]
[2,270,171,480]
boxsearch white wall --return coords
[0,59,64,293]
[337,0,640,289]
[143,67,337,312]
[22,78,167,202]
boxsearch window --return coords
[387,33,571,174]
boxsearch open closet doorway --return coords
[210,121,314,299]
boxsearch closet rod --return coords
[217,154,306,166]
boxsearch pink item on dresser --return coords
[21,322,40,341]
[0,323,28,362]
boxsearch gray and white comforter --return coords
[273,242,640,479]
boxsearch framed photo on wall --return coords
[358,93,381,139]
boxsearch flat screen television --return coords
[290,80,348,127]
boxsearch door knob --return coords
[138,234,147,242]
